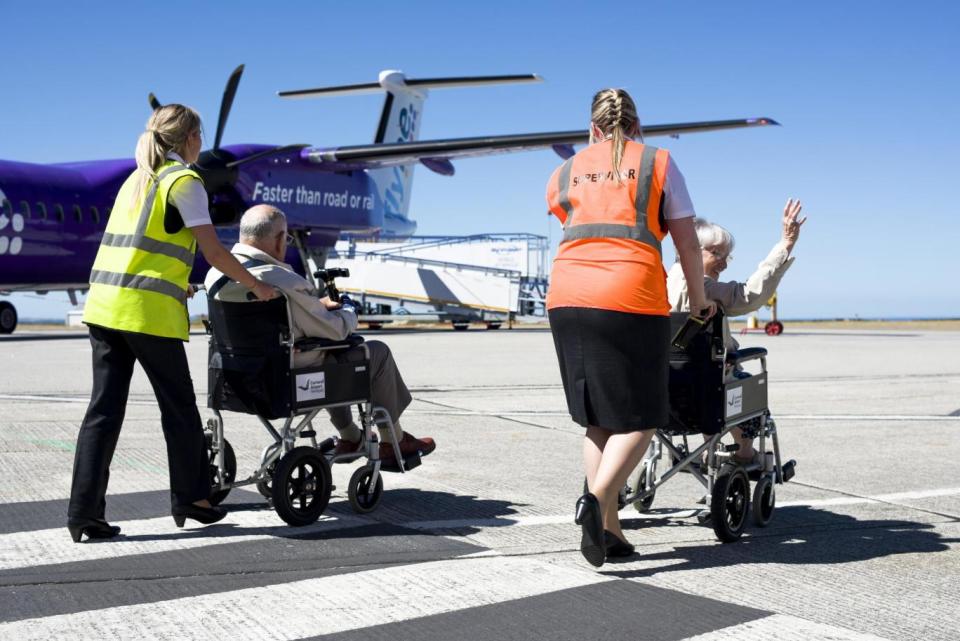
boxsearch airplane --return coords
[0,65,778,334]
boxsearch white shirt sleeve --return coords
[167,176,212,228]
[663,156,696,220]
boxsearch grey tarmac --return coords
[0,325,957,640]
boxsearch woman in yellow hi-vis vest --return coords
[68,105,277,542]
[546,89,715,566]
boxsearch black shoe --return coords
[172,503,226,528]
[67,518,121,543]
[574,493,606,568]
[604,530,635,558]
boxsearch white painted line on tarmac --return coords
[3,394,959,423]
[0,556,609,641]
[399,487,960,532]
[681,613,894,641]
[0,394,157,406]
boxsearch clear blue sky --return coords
[2,1,958,320]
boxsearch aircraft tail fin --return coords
[279,72,541,234]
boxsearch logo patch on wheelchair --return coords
[295,372,326,401]
[725,387,743,417]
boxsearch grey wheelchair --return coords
[620,311,797,542]
[202,295,417,526]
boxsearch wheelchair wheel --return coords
[751,475,776,527]
[271,446,332,526]
[582,478,627,511]
[630,462,656,512]
[256,443,281,499]
[348,466,384,514]
[710,467,749,542]
[205,433,236,506]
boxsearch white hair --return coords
[239,205,286,242]
[693,217,735,253]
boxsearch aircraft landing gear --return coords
[0,301,17,334]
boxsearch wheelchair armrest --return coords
[295,334,365,352]
[726,347,767,365]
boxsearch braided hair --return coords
[590,89,640,184]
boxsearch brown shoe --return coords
[333,438,362,461]
[379,433,436,462]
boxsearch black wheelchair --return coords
[620,311,797,542]
[202,295,415,526]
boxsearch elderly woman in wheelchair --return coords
[667,199,805,466]
[619,310,797,542]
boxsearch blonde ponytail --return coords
[590,89,640,184]
[132,104,202,203]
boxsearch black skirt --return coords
[549,307,669,432]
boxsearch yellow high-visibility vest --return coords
[83,161,202,340]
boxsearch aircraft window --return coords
[73,204,83,223]
[19,201,30,219]
[54,204,65,223]
[90,206,100,224]
[36,202,48,221]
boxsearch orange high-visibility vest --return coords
[545,139,671,315]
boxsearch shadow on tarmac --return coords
[115,489,523,543]
[603,505,960,575]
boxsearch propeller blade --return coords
[148,93,162,111]
[213,64,244,151]
[225,144,308,168]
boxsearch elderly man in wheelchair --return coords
[199,205,435,526]
[616,310,797,543]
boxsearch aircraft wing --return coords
[300,117,778,174]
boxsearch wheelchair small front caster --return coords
[628,462,655,512]
[348,466,384,514]
[271,446,332,526]
[752,475,775,527]
[711,467,749,542]
[204,432,236,506]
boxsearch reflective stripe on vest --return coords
[558,143,664,255]
[82,161,202,340]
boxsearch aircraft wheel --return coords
[0,302,17,334]
[452,321,469,331]
[366,322,384,330]
[204,432,236,506]
[751,475,775,527]
[271,446,332,526]
[764,321,784,336]
[485,322,502,330]
[710,467,749,542]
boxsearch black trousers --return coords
[68,325,210,521]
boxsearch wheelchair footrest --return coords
[780,459,796,483]
[380,452,421,473]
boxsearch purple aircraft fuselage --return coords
[0,143,417,289]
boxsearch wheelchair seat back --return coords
[207,297,295,419]
[667,312,725,435]
[207,295,371,419]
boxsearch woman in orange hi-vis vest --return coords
[546,89,715,567]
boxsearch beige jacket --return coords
[204,244,358,364]
[667,240,795,351]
